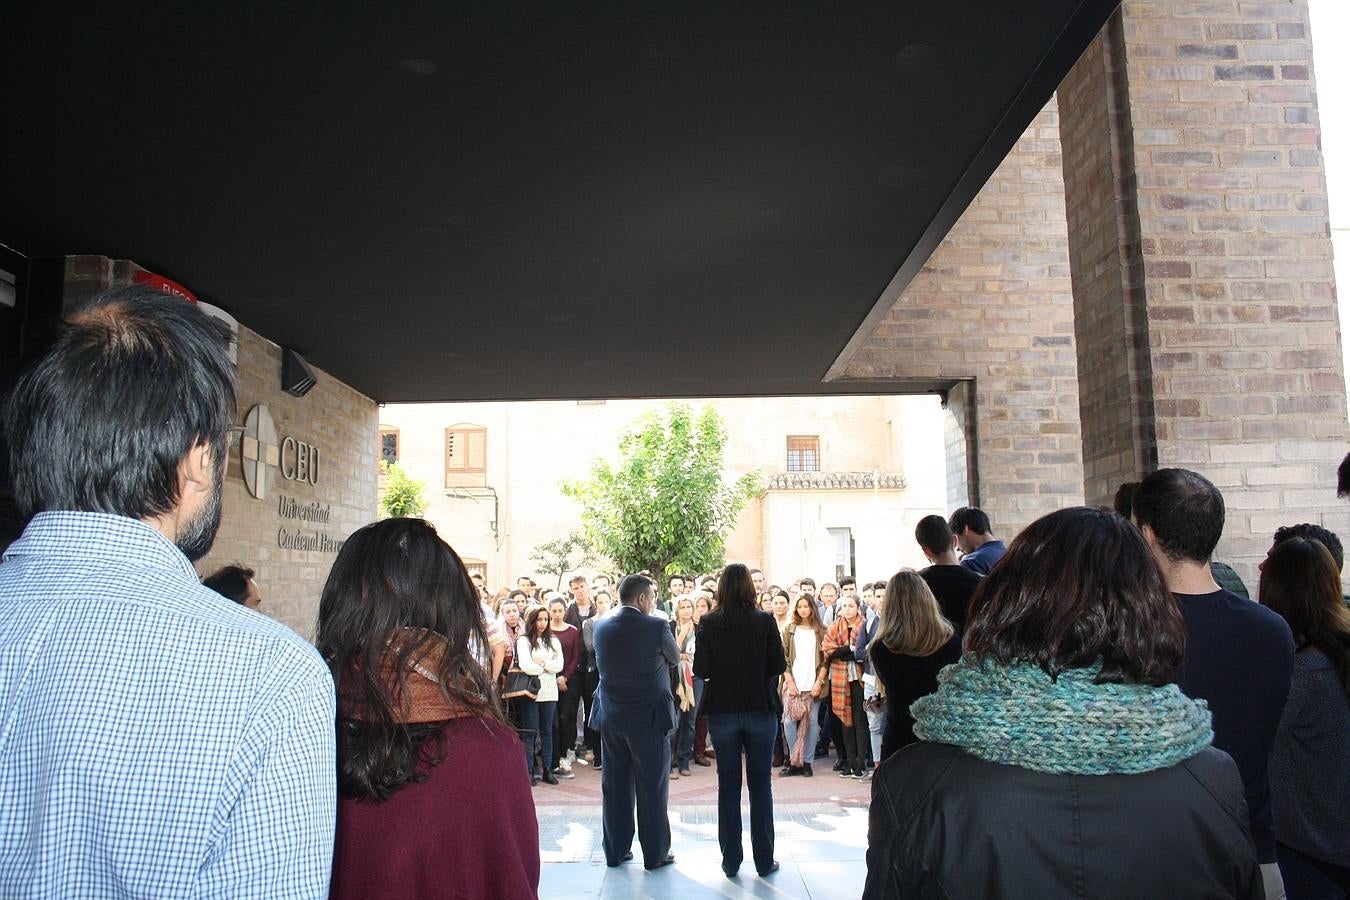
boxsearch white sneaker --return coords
[558,756,573,774]
[565,749,576,766]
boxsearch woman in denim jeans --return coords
[693,564,788,879]
[515,606,563,785]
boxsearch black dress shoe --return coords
[721,861,740,878]
[758,861,781,877]
[607,851,634,868]
[645,852,676,870]
[540,769,559,785]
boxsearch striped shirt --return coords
[0,512,336,898]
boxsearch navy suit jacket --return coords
[589,606,680,735]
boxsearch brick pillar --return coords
[1060,0,1349,583]
[835,103,1086,539]
[1059,15,1158,505]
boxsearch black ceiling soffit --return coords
[3,1,1119,402]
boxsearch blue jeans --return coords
[672,679,702,769]
[782,697,819,767]
[517,699,556,776]
[708,710,777,874]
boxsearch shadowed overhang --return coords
[2,1,1118,401]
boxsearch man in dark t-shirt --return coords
[913,515,982,634]
[1135,468,1294,900]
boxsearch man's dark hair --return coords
[618,573,653,605]
[949,506,991,537]
[749,568,763,576]
[1273,523,1344,571]
[715,563,758,610]
[915,514,955,556]
[1133,468,1224,564]
[1339,452,1350,498]
[1113,482,1139,519]
[965,507,1185,686]
[839,575,856,589]
[3,287,235,519]
[799,577,816,590]
[202,564,256,604]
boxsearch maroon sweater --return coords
[331,717,540,899]
[550,623,581,683]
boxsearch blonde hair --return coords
[871,569,954,657]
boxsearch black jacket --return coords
[692,606,786,715]
[865,742,1262,900]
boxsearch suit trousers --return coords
[600,729,674,868]
[708,710,778,875]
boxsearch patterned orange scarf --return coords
[338,628,489,724]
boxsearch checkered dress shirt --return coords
[0,512,336,898]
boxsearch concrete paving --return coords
[536,753,872,898]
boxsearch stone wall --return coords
[836,104,1087,539]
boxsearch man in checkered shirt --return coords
[0,287,336,897]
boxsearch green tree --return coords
[529,531,601,590]
[378,461,429,518]
[562,404,759,578]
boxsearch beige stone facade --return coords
[379,395,948,591]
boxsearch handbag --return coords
[502,668,541,700]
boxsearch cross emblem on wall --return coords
[240,404,280,500]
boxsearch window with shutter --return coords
[786,435,820,473]
[445,424,487,486]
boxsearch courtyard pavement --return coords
[535,753,872,898]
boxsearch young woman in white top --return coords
[514,606,564,785]
[780,595,828,776]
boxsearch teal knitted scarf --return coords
[911,657,1213,775]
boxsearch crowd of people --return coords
[0,287,1347,898]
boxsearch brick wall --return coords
[1061,0,1349,584]
[198,326,380,639]
[1060,14,1159,506]
[943,381,976,510]
[836,104,1087,539]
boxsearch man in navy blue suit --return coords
[590,574,681,870]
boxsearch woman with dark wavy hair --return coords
[318,518,539,899]
[864,507,1260,899]
[1259,537,1350,898]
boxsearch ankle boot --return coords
[541,769,559,785]
[803,764,814,777]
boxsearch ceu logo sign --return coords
[240,404,322,500]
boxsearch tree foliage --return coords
[529,531,601,590]
[562,404,759,578]
[378,461,429,519]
